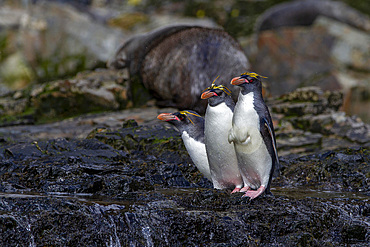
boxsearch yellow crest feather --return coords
[240,72,267,79]
[202,76,231,96]
[179,111,202,125]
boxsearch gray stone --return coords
[29,69,130,121]
[246,16,370,122]
[0,1,125,89]
[255,0,370,32]
[315,17,370,72]
[269,87,370,155]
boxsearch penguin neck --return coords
[240,87,263,100]
[208,95,235,111]
[178,123,205,144]
[239,88,264,102]
[237,91,255,109]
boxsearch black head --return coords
[230,72,267,95]
[157,110,204,131]
[201,78,234,108]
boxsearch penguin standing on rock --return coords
[228,72,279,199]
[201,79,243,192]
[157,110,211,181]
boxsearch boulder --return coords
[269,87,370,156]
[0,69,130,126]
[0,1,125,90]
[246,16,370,122]
[255,0,370,32]
[30,69,131,121]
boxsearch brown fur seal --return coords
[108,25,250,113]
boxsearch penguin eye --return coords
[249,79,254,83]
[178,115,185,121]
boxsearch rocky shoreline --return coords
[0,1,369,246]
[0,116,369,246]
[1,83,369,246]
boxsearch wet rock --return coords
[0,114,369,246]
[89,121,211,187]
[0,185,368,246]
[0,122,212,195]
[342,224,368,243]
[276,130,323,154]
[0,1,369,245]
[109,25,250,113]
[276,147,369,193]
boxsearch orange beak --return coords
[201,90,217,99]
[230,76,247,86]
[157,113,179,122]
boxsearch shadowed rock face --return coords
[109,25,250,113]
[255,0,370,32]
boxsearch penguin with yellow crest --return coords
[157,110,211,181]
[228,72,279,199]
[201,77,243,193]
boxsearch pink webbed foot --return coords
[242,186,266,200]
[240,186,250,193]
[231,186,243,194]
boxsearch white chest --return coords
[230,92,263,152]
[233,92,260,130]
[205,102,233,138]
[181,131,211,180]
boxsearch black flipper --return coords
[262,117,280,177]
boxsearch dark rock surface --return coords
[1,189,369,246]
[0,89,369,246]
[0,124,211,195]
[0,106,169,141]
[0,119,369,246]
[1,85,370,246]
